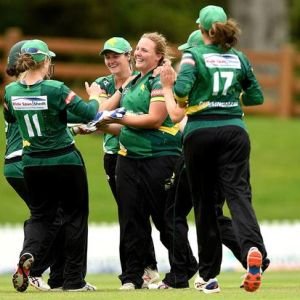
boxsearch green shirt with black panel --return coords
[3,120,23,178]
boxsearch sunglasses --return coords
[22,47,49,56]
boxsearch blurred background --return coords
[0,0,299,47]
[0,0,300,273]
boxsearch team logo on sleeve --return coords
[65,91,76,104]
[103,79,110,86]
[11,96,48,110]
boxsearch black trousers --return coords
[184,125,267,281]
[163,155,245,287]
[5,176,30,207]
[104,153,157,271]
[116,155,179,288]
[103,153,118,201]
[22,157,89,289]
[5,176,67,284]
[162,156,198,288]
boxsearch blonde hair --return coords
[16,53,47,74]
[141,32,172,66]
[202,18,241,51]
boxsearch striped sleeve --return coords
[174,53,197,103]
[149,77,165,102]
[150,88,164,102]
[179,53,196,67]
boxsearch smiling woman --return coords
[93,32,183,290]
[80,36,160,288]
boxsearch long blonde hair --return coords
[201,18,241,51]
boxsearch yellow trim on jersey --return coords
[118,142,127,156]
[239,92,244,104]
[118,149,127,156]
[23,140,30,148]
[158,123,180,136]
[150,96,165,102]
[186,102,209,115]
[174,94,188,105]
[98,94,108,104]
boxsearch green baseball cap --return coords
[21,39,56,63]
[7,40,28,68]
[196,5,227,31]
[178,30,204,51]
[100,37,132,55]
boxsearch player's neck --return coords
[114,69,131,88]
[21,70,44,85]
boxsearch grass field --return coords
[1,113,300,223]
[0,271,300,300]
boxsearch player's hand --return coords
[85,81,102,97]
[160,65,176,88]
[153,59,172,77]
[73,124,96,135]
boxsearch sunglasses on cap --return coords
[22,47,49,56]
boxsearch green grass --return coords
[1,112,300,223]
[0,271,300,299]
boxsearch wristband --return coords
[117,87,123,94]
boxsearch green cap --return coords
[100,37,132,55]
[178,30,204,51]
[21,39,56,63]
[196,5,227,30]
[7,40,28,68]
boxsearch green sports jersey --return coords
[174,45,264,136]
[3,120,23,178]
[4,120,22,159]
[118,71,182,158]
[95,74,120,154]
[4,79,99,156]
[4,159,23,178]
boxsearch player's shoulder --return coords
[5,81,18,90]
[95,74,114,85]
[230,48,250,67]
[230,47,247,60]
[185,44,207,55]
[42,79,65,88]
[4,81,21,96]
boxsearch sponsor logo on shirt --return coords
[187,101,238,114]
[11,96,48,110]
[207,101,238,107]
[203,53,241,69]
